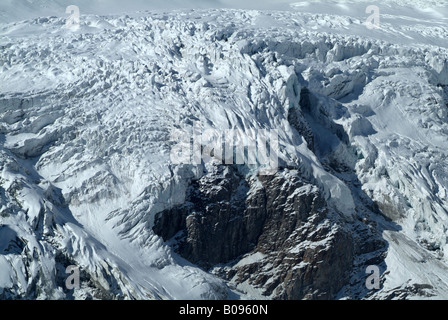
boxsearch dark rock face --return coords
[153,166,355,299]
[154,165,257,266]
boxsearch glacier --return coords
[0,0,448,299]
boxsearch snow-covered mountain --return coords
[1,0,448,299]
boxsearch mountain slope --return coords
[1,2,448,299]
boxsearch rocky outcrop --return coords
[154,166,355,299]
[153,165,257,267]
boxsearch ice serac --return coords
[1,1,448,300]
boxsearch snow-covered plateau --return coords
[0,0,448,300]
